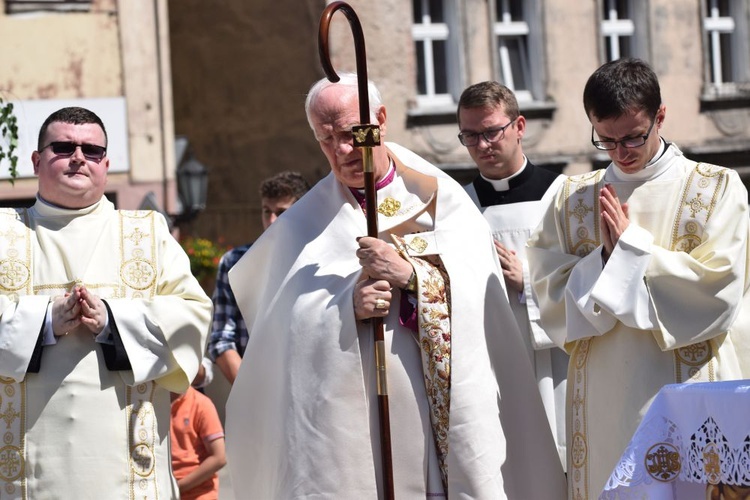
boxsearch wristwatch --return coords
[404,270,418,293]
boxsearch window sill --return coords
[699,85,750,111]
[5,2,91,15]
[406,99,557,127]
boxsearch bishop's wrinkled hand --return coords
[356,236,413,289]
[353,277,392,321]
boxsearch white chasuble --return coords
[0,197,211,500]
[226,142,567,499]
[527,143,748,499]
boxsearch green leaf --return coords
[0,96,20,181]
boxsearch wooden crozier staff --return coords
[318,3,395,499]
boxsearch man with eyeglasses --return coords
[458,80,568,472]
[223,73,566,499]
[527,58,750,498]
[0,106,212,498]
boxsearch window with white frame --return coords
[601,0,634,61]
[412,0,459,109]
[598,0,648,63]
[703,0,750,97]
[492,0,544,103]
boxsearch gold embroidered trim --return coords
[0,378,26,499]
[564,171,605,257]
[0,210,31,295]
[669,163,725,382]
[127,383,159,499]
[119,211,158,298]
[0,209,31,500]
[570,339,592,500]
[561,172,604,500]
[392,234,451,491]
[670,163,726,253]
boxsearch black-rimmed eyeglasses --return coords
[458,118,517,147]
[41,141,107,161]
[591,116,657,151]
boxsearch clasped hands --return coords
[600,183,630,262]
[52,285,108,338]
[354,236,414,321]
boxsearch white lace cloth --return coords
[600,380,750,499]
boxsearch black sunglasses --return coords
[41,141,107,161]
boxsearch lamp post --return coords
[137,137,208,229]
[173,136,208,225]
[176,156,208,221]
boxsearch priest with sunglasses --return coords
[0,106,212,498]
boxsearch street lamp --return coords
[176,156,208,219]
[174,136,208,224]
[137,136,208,229]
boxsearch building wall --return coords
[0,0,177,215]
[168,0,750,245]
[168,0,328,246]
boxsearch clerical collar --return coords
[479,156,528,192]
[349,160,396,209]
[34,194,104,216]
[609,139,681,182]
[645,138,667,167]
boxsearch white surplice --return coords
[527,143,748,499]
[465,167,569,469]
[0,197,212,500]
[226,142,567,499]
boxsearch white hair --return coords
[304,72,383,130]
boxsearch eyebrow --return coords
[460,124,503,133]
[596,129,644,141]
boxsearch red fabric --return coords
[170,387,224,500]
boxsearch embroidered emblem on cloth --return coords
[675,342,715,383]
[391,234,451,491]
[671,163,725,254]
[406,236,428,254]
[377,197,401,217]
[119,211,158,298]
[687,417,747,485]
[603,411,750,497]
[0,210,31,294]
[564,171,604,257]
[645,442,681,482]
[703,443,721,485]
